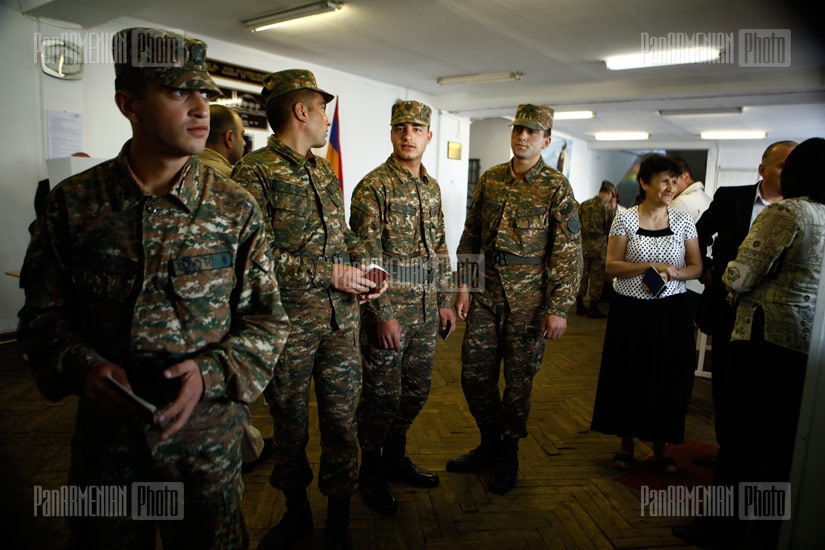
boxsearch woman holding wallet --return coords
[590,154,703,473]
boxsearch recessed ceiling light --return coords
[700,130,767,140]
[554,111,595,120]
[659,107,743,117]
[605,48,720,70]
[594,131,650,141]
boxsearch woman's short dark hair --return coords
[265,88,320,135]
[636,154,680,200]
[781,137,825,204]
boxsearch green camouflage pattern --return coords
[113,28,221,94]
[509,103,554,131]
[456,156,582,439]
[390,100,432,126]
[461,289,547,438]
[350,155,449,451]
[231,135,366,497]
[457,156,582,318]
[261,68,334,102]
[577,194,615,302]
[18,147,290,546]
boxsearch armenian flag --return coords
[326,98,343,193]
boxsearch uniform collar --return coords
[113,140,199,212]
[510,155,546,182]
[387,155,429,183]
[267,135,316,169]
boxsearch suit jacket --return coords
[694,182,758,334]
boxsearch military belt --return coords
[488,251,544,266]
[316,252,351,264]
[388,264,435,284]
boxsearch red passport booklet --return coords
[364,264,389,286]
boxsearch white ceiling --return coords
[23,0,825,147]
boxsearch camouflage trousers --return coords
[461,293,547,439]
[577,253,607,303]
[264,320,361,498]
[67,400,247,549]
[357,303,438,453]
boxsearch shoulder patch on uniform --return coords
[567,217,581,234]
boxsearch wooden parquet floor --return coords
[0,311,715,549]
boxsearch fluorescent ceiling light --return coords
[701,130,766,140]
[554,110,595,120]
[659,107,742,117]
[594,131,649,141]
[242,1,343,32]
[437,72,522,86]
[605,48,720,70]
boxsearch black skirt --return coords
[590,292,696,443]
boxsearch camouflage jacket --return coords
[18,143,290,407]
[578,195,614,257]
[457,157,582,317]
[350,156,452,323]
[231,135,366,331]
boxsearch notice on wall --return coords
[47,110,84,158]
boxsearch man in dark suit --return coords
[674,140,796,546]
[694,140,796,453]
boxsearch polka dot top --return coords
[610,205,697,299]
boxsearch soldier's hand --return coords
[360,279,388,304]
[331,264,377,295]
[541,314,567,340]
[376,318,402,350]
[454,287,471,321]
[158,359,204,440]
[82,362,139,420]
[439,307,457,338]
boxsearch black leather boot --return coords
[324,496,351,550]
[488,436,519,494]
[256,488,313,550]
[382,435,439,488]
[446,430,501,473]
[359,449,398,514]
[576,296,587,315]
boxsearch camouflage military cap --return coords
[390,100,431,126]
[112,28,221,95]
[509,104,555,131]
[261,69,334,103]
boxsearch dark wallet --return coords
[642,266,667,297]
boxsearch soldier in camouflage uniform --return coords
[349,100,456,515]
[448,104,583,494]
[575,180,617,318]
[231,69,382,550]
[17,28,290,549]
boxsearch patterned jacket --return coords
[349,156,452,323]
[578,195,614,258]
[231,135,367,331]
[458,157,582,317]
[18,144,290,407]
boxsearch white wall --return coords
[0,1,43,332]
[0,10,466,331]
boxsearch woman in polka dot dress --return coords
[590,154,703,474]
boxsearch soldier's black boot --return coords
[488,436,519,494]
[382,435,440,488]
[324,496,352,550]
[588,301,606,319]
[446,429,501,473]
[359,449,398,514]
[257,488,313,550]
[576,296,587,315]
